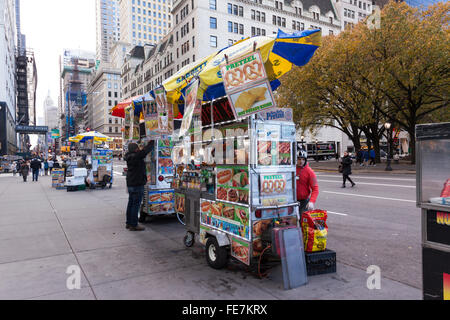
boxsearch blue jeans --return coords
[126,186,144,227]
[32,170,39,181]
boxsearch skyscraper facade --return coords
[96,0,121,63]
[0,0,17,155]
[119,0,172,46]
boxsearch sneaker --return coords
[128,225,145,231]
[351,183,356,187]
[341,185,346,188]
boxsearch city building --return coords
[120,0,342,100]
[119,0,173,46]
[59,49,96,142]
[0,0,17,155]
[87,62,123,154]
[96,0,121,63]
[333,0,374,30]
[44,91,58,131]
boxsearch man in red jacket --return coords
[296,150,319,213]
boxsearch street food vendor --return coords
[296,150,319,213]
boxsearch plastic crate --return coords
[304,249,336,276]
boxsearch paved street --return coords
[0,162,421,300]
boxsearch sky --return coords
[20,0,96,125]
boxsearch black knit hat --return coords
[128,143,139,153]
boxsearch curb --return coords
[312,168,416,175]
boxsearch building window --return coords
[210,17,217,29]
[210,35,217,47]
[209,0,216,10]
[228,21,233,33]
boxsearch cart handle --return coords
[252,203,299,211]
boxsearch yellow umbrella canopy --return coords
[69,131,113,143]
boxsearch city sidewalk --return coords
[0,174,421,300]
[309,159,416,174]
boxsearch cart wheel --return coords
[205,237,228,269]
[176,212,186,225]
[183,232,195,247]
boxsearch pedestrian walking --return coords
[48,158,54,173]
[363,149,369,167]
[124,141,153,231]
[369,148,376,166]
[341,151,355,188]
[11,162,17,176]
[30,158,42,182]
[356,149,363,166]
[21,161,30,182]
[296,150,319,214]
[44,159,49,175]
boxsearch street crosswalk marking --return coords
[316,174,415,182]
[322,190,416,203]
[318,179,415,188]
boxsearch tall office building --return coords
[44,91,58,131]
[119,0,172,46]
[0,0,17,155]
[120,0,342,100]
[96,0,121,63]
[59,49,96,140]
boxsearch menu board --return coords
[257,141,291,166]
[92,149,113,165]
[200,199,249,240]
[148,189,174,213]
[216,165,249,205]
[231,238,250,265]
[143,100,159,138]
[158,138,174,175]
[52,169,65,189]
[221,50,276,119]
[124,107,131,140]
[179,78,200,137]
[154,87,174,135]
[175,193,185,213]
[259,173,290,206]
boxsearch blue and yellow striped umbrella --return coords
[197,28,321,100]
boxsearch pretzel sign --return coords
[225,69,244,88]
[221,51,266,91]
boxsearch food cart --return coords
[416,122,450,300]
[69,132,114,190]
[172,95,300,270]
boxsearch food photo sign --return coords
[143,100,159,138]
[154,86,174,135]
[200,199,250,241]
[220,50,276,119]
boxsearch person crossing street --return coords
[341,151,356,188]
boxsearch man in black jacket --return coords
[124,141,153,231]
[30,158,42,182]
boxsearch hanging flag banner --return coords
[220,50,276,119]
[143,100,160,138]
[179,78,200,138]
[154,86,174,135]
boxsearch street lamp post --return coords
[384,122,392,171]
